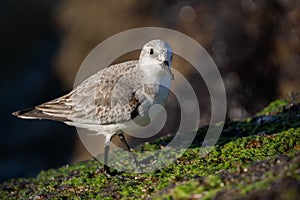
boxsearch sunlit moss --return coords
[0,98,299,199]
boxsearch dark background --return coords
[1,0,300,182]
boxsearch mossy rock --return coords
[1,96,300,199]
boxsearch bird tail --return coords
[12,107,68,122]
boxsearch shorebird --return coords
[13,39,174,174]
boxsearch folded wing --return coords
[13,61,144,125]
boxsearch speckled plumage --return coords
[14,39,173,136]
[13,39,173,173]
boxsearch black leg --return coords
[118,132,132,152]
[118,131,143,171]
[118,132,157,171]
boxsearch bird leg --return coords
[103,135,116,176]
[118,131,157,172]
[117,132,140,170]
[103,131,157,175]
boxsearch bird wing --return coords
[14,60,155,125]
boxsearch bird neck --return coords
[138,63,172,87]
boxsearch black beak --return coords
[163,61,169,67]
[162,60,174,80]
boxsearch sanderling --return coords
[13,39,174,174]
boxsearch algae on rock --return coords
[1,97,300,199]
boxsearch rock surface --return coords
[0,97,299,199]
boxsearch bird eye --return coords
[150,48,154,55]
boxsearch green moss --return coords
[256,99,290,116]
[1,98,300,199]
[171,181,205,199]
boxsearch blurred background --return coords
[1,0,300,182]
